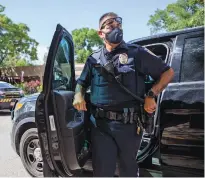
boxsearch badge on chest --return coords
[119,53,128,64]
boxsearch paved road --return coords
[0,111,30,177]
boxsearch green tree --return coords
[148,0,204,34]
[72,28,103,63]
[0,56,33,67]
[16,59,33,66]
[0,4,38,63]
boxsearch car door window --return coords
[180,36,204,82]
[53,37,72,90]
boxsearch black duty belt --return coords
[91,107,139,124]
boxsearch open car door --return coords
[35,24,89,177]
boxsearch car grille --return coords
[5,93,21,98]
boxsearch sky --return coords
[1,0,176,64]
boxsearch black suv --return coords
[11,25,204,177]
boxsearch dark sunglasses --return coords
[101,17,122,29]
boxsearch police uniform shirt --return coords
[77,41,170,108]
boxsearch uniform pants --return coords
[91,118,142,177]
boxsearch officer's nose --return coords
[113,21,122,29]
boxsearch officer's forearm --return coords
[75,84,86,97]
[152,68,174,96]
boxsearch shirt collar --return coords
[103,41,128,56]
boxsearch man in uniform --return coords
[73,12,174,177]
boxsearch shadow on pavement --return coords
[0,110,11,116]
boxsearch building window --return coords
[180,36,204,82]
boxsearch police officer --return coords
[73,12,174,177]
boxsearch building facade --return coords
[0,64,84,84]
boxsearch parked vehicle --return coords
[11,25,204,177]
[10,93,40,176]
[0,81,24,110]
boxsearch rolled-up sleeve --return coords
[138,47,170,80]
[77,58,92,89]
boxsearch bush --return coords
[14,83,25,90]
[24,80,41,94]
[14,80,42,95]
[37,84,43,93]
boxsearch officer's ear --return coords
[97,30,104,39]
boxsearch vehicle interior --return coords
[48,33,171,176]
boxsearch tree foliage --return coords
[0,4,38,63]
[0,56,33,67]
[72,28,103,63]
[148,0,204,34]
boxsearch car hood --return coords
[19,93,40,103]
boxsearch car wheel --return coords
[19,128,43,177]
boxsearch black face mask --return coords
[105,28,123,44]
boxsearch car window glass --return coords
[180,36,204,82]
[52,37,72,90]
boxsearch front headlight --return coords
[22,101,36,112]
[15,102,24,111]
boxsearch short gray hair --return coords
[99,12,118,29]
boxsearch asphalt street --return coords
[0,111,30,177]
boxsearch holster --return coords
[139,104,154,133]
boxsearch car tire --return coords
[19,128,43,177]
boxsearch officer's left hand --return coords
[144,97,157,114]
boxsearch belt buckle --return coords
[109,111,117,120]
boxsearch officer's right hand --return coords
[144,97,156,114]
[73,92,87,111]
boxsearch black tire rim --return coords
[25,138,43,173]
